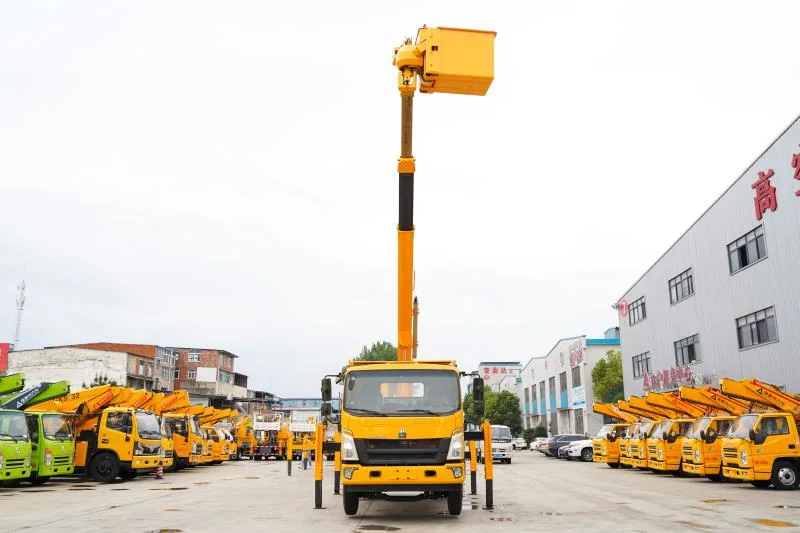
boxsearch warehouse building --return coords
[517,328,620,437]
[616,113,800,396]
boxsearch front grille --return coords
[353,438,450,466]
[682,446,692,456]
[138,444,161,456]
[5,458,25,468]
[193,444,202,454]
[593,444,601,453]
[631,445,639,454]
[165,450,174,458]
[53,456,71,465]
[723,447,737,459]
[648,445,657,456]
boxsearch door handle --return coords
[789,444,796,449]
[101,439,109,444]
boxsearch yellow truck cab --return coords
[592,423,628,468]
[332,361,469,516]
[75,407,163,482]
[199,428,214,464]
[164,413,203,468]
[647,418,694,474]
[629,421,656,469]
[680,415,735,480]
[718,378,800,489]
[160,417,175,472]
[619,424,639,467]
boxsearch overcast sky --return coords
[1,1,799,397]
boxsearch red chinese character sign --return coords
[569,341,584,367]
[752,169,778,220]
[793,146,800,196]
[618,300,628,318]
[0,343,8,372]
[642,365,693,392]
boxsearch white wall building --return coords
[518,328,620,437]
[477,362,521,393]
[9,347,128,389]
[617,113,800,397]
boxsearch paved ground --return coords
[2,451,800,532]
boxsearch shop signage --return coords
[751,145,800,220]
[569,341,584,367]
[572,386,586,409]
[643,365,693,392]
[0,343,8,373]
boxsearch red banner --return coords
[0,343,9,372]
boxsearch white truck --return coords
[476,424,514,464]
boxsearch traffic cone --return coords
[155,464,164,480]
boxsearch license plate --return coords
[493,454,502,459]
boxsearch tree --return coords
[486,390,523,436]
[81,373,118,389]
[591,349,623,403]
[355,341,397,361]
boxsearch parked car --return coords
[512,437,526,450]
[566,439,594,462]
[557,445,570,459]
[530,437,547,451]
[543,434,585,457]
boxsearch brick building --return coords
[170,347,248,404]
[63,342,178,391]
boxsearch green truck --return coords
[0,376,73,485]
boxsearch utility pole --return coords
[13,280,25,350]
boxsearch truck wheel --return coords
[705,474,723,482]
[89,452,120,483]
[28,474,50,486]
[751,480,772,488]
[581,448,593,462]
[119,469,138,480]
[342,487,359,515]
[447,486,463,515]
[771,461,799,490]
[608,463,619,469]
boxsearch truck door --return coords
[754,415,794,474]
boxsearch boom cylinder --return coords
[397,91,415,362]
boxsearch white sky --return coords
[1,1,799,397]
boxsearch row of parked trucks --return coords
[0,372,259,485]
[590,378,800,489]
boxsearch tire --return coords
[671,463,683,477]
[505,458,512,464]
[751,480,772,488]
[28,474,50,486]
[447,486,463,515]
[342,487,359,516]
[608,463,620,469]
[89,452,120,483]
[581,448,593,462]
[706,474,723,482]
[119,469,138,480]
[771,460,799,490]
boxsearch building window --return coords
[220,371,233,384]
[628,296,646,326]
[531,385,537,403]
[737,306,778,349]
[571,365,581,387]
[137,360,145,375]
[188,351,201,362]
[559,372,567,392]
[728,226,767,273]
[669,268,694,304]
[161,367,171,380]
[188,369,196,380]
[173,368,180,380]
[524,387,530,409]
[632,352,651,379]
[219,354,233,368]
[574,408,584,434]
[675,334,700,366]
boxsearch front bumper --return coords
[594,454,610,463]
[341,463,465,486]
[723,466,757,481]
[631,458,647,468]
[682,461,704,475]
[131,454,162,469]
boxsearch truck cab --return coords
[722,412,800,489]
[476,425,513,464]
[647,418,694,473]
[25,412,75,484]
[0,408,32,482]
[334,361,468,516]
[619,423,640,466]
[680,415,734,480]
[74,407,163,482]
[592,423,628,468]
[160,417,175,472]
[629,421,655,468]
[164,413,203,468]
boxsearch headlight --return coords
[740,450,747,466]
[601,446,607,454]
[341,431,358,461]
[45,449,53,467]
[134,442,145,455]
[0,452,4,469]
[26,449,32,468]
[694,449,700,463]
[658,448,663,460]
[447,429,464,461]
[161,448,166,458]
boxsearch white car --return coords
[565,439,594,462]
[512,437,526,450]
[529,437,547,451]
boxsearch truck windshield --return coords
[594,424,614,439]
[686,418,711,439]
[626,424,640,438]
[0,411,29,441]
[343,369,460,416]
[42,414,73,441]
[650,421,668,440]
[727,415,759,439]
[135,412,162,440]
[491,426,512,442]
[161,418,173,438]
[675,421,693,436]
[639,422,653,438]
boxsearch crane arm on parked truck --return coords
[0,373,25,396]
[678,386,750,416]
[645,392,709,419]
[720,379,800,416]
[592,402,637,423]
[629,396,678,419]
[617,400,662,421]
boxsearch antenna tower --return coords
[13,280,25,350]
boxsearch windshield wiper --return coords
[396,409,442,416]
[346,408,387,417]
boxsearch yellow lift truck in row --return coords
[616,399,663,469]
[318,26,497,517]
[591,402,634,468]
[677,386,744,481]
[720,378,800,489]
[642,391,705,475]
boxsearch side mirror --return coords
[748,428,757,442]
[699,429,706,442]
[473,377,484,403]
[321,378,332,402]
[320,402,332,418]
[474,401,484,417]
